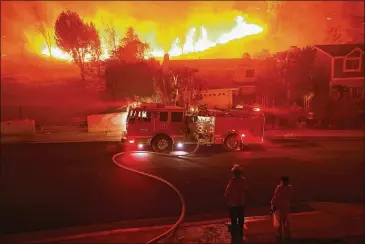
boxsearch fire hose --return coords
[112,143,201,244]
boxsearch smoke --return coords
[1,1,267,53]
[1,1,363,58]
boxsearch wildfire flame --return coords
[41,15,263,61]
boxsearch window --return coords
[159,112,168,122]
[137,110,151,122]
[171,112,183,122]
[344,59,361,71]
[343,49,362,72]
[245,68,256,78]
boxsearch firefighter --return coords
[271,176,293,243]
[224,164,248,243]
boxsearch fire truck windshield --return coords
[127,108,152,124]
[137,111,152,122]
[127,109,136,124]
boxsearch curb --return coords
[266,136,364,140]
[6,211,322,244]
[1,137,122,144]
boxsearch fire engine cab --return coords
[125,103,265,152]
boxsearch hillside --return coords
[1,56,120,124]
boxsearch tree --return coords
[88,22,102,77]
[103,18,118,58]
[36,23,53,57]
[54,10,100,80]
[32,3,53,57]
[104,28,155,100]
[277,46,316,103]
[154,65,203,106]
[256,58,286,106]
[115,27,149,62]
[105,59,156,99]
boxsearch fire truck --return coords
[124,103,265,152]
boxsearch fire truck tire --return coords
[152,135,173,153]
[223,134,241,152]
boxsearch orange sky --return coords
[1,1,364,59]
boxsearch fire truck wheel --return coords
[223,134,241,152]
[152,135,173,153]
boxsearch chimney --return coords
[162,53,170,74]
[241,52,251,60]
[163,53,170,62]
[289,46,299,52]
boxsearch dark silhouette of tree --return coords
[256,58,286,106]
[105,59,156,100]
[54,10,100,80]
[115,27,149,62]
[277,46,316,103]
[154,62,203,106]
[88,22,102,77]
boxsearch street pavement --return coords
[0,138,364,236]
[2,202,364,243]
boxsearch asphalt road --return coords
[1,139,364,234]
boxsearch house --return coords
[162,55,275,108]
[313,44,364,99]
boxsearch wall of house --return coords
[233,66,257,83]
[87,112,127,133]
[314,51,332,79]
[201,89,234,109]
[333,55,364,79]
[165,58,266,86]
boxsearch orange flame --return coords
[41,15,263,61]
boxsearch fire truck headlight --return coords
[138,144,144,149]
[129,140,135,144]
[253,107,261,112]
[176,142,184,149]
[241,134,246,137]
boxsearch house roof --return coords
[165,58,263,70]
[199,75,238,90]
[163,58,275,90]
[313,44,365,57]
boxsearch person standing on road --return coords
[225,164,248,243]
[271,176,293,243]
